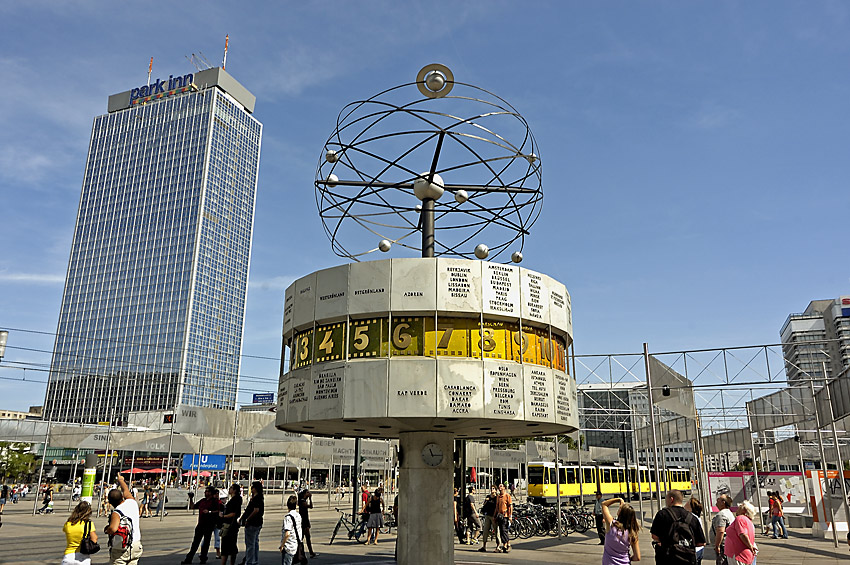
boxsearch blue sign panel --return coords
[182,454,227,471]
[253,393,275,404]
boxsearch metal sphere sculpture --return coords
[315,63,543,262]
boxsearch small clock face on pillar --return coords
[421,443,444,467]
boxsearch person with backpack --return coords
[104,474,142,564]
[62,501,99,565]
[650,489,705,565]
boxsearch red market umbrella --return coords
[147,468,167,474]
[200,471,212,477]
[121,468,147,474]
[471,467,477,483]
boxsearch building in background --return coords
[579,382,695,469]
[44,67,262,424]
[781,295,850,383]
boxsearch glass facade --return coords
[45,80,261,424]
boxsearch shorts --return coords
[467,514,482,532]
[61,554,91,565]
[367,512,384,528]
[109,542,143,565]
[0,498,6,505]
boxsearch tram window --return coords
[529,467,545,485]
[603,469,611,483]
[583,468,594,483]
[559,467,567,483]
[617,469,625,482]
[566,468,577,483]
[650,470,656,482]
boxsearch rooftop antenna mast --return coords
[185,54,203,72]
[147,57,153,86]
[222,34,229,70]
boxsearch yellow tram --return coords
[527,462,692,505]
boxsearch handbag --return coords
[288,514,309,565]
[79,520,101,555]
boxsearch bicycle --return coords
[329,507,367,544]
[379,511,397,535]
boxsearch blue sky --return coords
[1,1,849,412]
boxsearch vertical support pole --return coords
[823,361,850,527]
[353,438,362,519]
[796,429,811,515]
[69,450,80,511]
[577,436,585,504]
[622,424,630,501]
[328,454,333,509]
[32,417,51,516]
[643,343,663,510]
[459,439,467,524]
[129,450,136,487]
[308,435,314,490]
[631,404,643,522]
[97,413,114,518]
[555,435,562,539]
[229,408,239,484]
[160,414,176,522]
[810,376,838,547]
[746,404,765,536]
[248,441,255,483]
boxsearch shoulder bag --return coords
[287,514,309,565]
[79,520,101,555]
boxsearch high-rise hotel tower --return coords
[45,68,262,424]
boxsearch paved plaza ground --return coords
[1,495,847,564]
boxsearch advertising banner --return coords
[707,471,806,513]
[80,467,96,503]
[806,469,850,537]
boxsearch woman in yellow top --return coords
[62,501,98,565]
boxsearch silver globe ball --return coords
[525,152,538,164]
[326,149,339,163]
[474,244,489,259]
[425,71,445,92]
[326,173,339,187]
[413,172,445,201]
[454,189,468,204]
[378,239,392,252]
[511,251,523,263]
[414,204,422,212]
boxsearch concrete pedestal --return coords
[397,431,455,565]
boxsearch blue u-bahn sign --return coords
[182,454,226,471]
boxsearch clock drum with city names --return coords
[276,257,578,439]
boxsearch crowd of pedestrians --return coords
[25,471,803,564]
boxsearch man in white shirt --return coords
[105,474,143,565]
[711,494,735,565]
[279,495,302,565]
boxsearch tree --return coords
[0,442,36,482]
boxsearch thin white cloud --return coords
[686,102,741,130]
[247,275,295,291]
[0,272,65,284]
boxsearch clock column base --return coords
[396,430,456,565]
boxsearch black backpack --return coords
[660,507,696,564]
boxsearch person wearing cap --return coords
[182,486,223,564]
